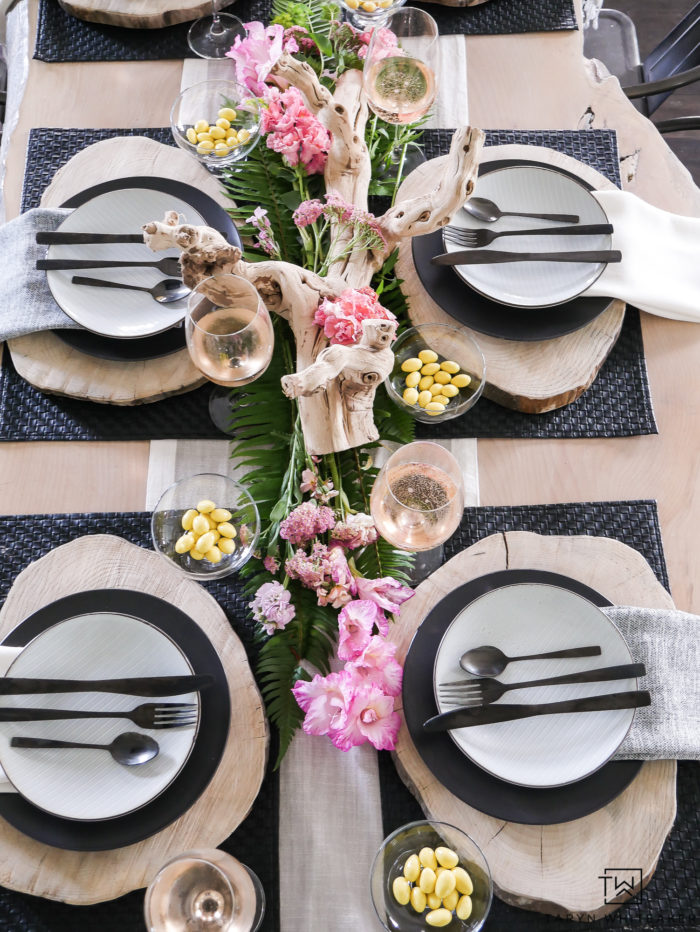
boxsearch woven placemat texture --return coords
[34,0,577,63]
[0,510,279,932]
[378,499,700,932]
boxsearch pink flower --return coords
[285,541,330,590]
[299,467,318,494]
[293,199,325,228]
[280,500,336,545]
[293,671,348,736]
[337,599,387,660]
[261,87,331,175]
[355,576,414,616]
[346,635,403,697]
[360,27,402,62]
[284,25,318,55]
[331,680,401,751]
[331,512,378,550]
[226,22,298,95]
[314,286,396,346]
[249,581,295,635]
[317,545,357,609]
[263,555,279,574]
[245,206,279,258]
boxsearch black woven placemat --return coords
[379,499,699,932]
[34,0,577,63]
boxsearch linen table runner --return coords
[33,0,577,63]
[0,500,697,931]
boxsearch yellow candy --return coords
[181,509,198,531]
[218,522,236,539]
[205,514,218,529]
[426,908,453,927]
[441,384,459,398]
[419,848,437,870]
[419,867,436,894]
[418,349,438,364]
[345,0,359,8]
[456,894,473,921]
[434,370,451,384]
[392,876,411,906]
[175,532,195,554]
[451,373,471,388]
[189,549,204,561]
[427,893,442,910]
[417,390,432,408]
[197,142,215,154]
[421,362,440,376]
[403,387,419,406]
[435,870,456,900]
[197,500,216,514]
[218,538,236,555]
[196,131,213,142]
[237,128,251,143]
[186,127,198,145]
[361,1,377,10]
[426,401,446,413]
[404,370,421,389]
[193,120,210,134]
[442,890,459,911]
[432,395,450,407]
[226,135,239,148]
[440,360,461,374]
[192,514,210,536]
[404,854,420,884]
[215,144,230,157]
[435,867,446,876]
[418,375,434,391]
[215,117,231,131]
[400,357,422,373]
[204,546,223,564]
[210,126,227,140]
[211,508,232,523]
[452,867,473,896]
[379,0,392,7]
[430,382,445,396]
[435,847,459,869]
[218,107,237,121]
[410,886,427,913]
[195,531,217,554]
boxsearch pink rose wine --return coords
[365,56,437,124]
[187,305,274,387]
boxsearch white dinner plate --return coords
[443,164,612,308]
[432,584,637,788]
[0,612,199,820]
[46,187,199,339]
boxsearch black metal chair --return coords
[583,3,700,133]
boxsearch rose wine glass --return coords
[144,848,264,932]
[187,2,245,60]
[185,273,274,434]
[370,441,464,583]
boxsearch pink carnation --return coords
[280,500,336,546]
[331,512,378,550]
[226,21,298,95]
[346,635,403,697]
[314,286,396,346]
[359,27,401,62]
[261,86,331,175]
[337,599,387,661]
[354,576,414,616]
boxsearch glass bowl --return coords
[151,473,260,580]
[370,820,492,931]
[386,323,486,423]
[170,80,261,173]
[340,0,406,28]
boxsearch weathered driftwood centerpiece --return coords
[144,52,484,454]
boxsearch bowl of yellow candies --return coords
[386,323,486,423]
[151,473,260,580]
[370,820,492,931]
[340,0,406,28]
[170,80,261,172]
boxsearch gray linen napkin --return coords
[0,207,83,341]
[603,606,700,760]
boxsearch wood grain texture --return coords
[57,0,214,29]
[0,535,268,905]
[387,531,676,920]
[396,144,626,412]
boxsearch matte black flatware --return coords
[423,690,651,732]
[0,702,198,728]
[443,223,613,249]
[71,275,190,304]
[0,674,213,696]
[460,644,602,677]
[463,196,579,224]
[431,249,622,266]
[37,257,182,277]
[438,662,646,707]
[11,732,159,766]
[36,232,145,245]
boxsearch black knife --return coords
[431,249,622,266]
[0,675,214,697]
[36,232,145,245]
[423,690,651,732]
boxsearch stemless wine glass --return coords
[362,7,440,126]
[370,441,464,583]
[144,848,265,932]
[185,273,274,432]
[187,2,245,59]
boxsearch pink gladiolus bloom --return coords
[337,599,386,661]
[354,576,414,616]
[346,635,403,697]
[331,680,401,751]
[226,22,298,96]
[293,671,348,736]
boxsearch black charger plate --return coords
[411,158,615,342]
[0,589,231,850]
[402,569,643,824]
[51,176,241,362]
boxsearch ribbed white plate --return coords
[46,188,199,338]
[0,613,199,820]
[444,164,611,308]
[433,584,636,788]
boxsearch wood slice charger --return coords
[0,535,268,905]
[387,531,676,921]
[396,144,627,413]
[58,0,216,29]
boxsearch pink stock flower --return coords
[261,86,331,174]
[249,581,295,636]
[285,541,330,590]
[292,671,348,736]
[317,545,356,609]
[263,555,280,574]
[331,680,401,751]
[354,576,414,616]
[280,500,336,545]
[314,286,396,346]
[346,635,403,697]
[226,21,298,95]
[337,599,387,661]
[331,512,378,550]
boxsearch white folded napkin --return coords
[585,190,700,322]
[0,645,21,791]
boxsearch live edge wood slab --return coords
[0,535,268,905]
[387,532,676,921]
[58,0,214,29]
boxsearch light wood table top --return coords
[3,0,700,612]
